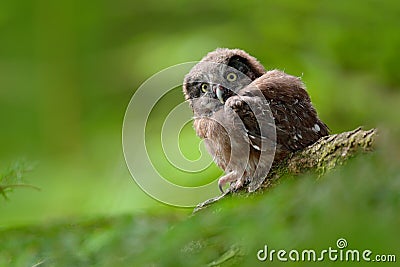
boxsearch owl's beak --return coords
[212,84,225,104]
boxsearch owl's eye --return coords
[226,72,237,82]
[201,83,209,93]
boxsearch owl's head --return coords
[183,48,266,116]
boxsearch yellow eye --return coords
[226,72,237,82]
[201,83,208,92]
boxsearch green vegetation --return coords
[0,161,39,200]
[0,0,399,266]
[1,152,399,266]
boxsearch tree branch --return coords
[194,127,377,213]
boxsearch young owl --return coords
[182,48,329,192]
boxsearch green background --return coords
[0,0,399,266]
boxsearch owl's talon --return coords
[218,172,239,194]
[233,100,243,109]
[232,178,245,191]
[226,97,253,117]
[218,183,225,194]
[227,98,243,111]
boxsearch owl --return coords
[182,48,329,193]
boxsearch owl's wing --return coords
[225,94,275,152]
[242,70,329,153]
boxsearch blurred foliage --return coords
[0,0,400,265]
[1,150,399,266]
[0,160,38,200]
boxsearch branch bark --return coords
[194,127,377,213]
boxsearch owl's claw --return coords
[218,172,238,194]
[226,97,244,112]
[218,182,225,194]
[233,178,245,191]
[218,172,247,194]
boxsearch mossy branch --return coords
[194,127,377,213]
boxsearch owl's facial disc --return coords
[183,61,254,114]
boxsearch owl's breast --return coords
[193,118,209,139]
[193,117,232,171]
